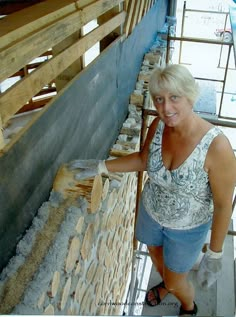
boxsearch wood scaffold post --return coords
[128,92,158,315]
[133,91,151,251]
[128,93,149,315]
[0,115,5,150]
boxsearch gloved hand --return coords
[197,244,223,289]
[67,159,108,180]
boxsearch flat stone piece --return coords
[76,216,84,233]
[90,175,103,213]
[44,304,54,315]
[60,277,71,311]
[81,223,94,260]
[65,237,81,273]
[51,271,60,297]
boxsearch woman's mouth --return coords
[165,113,176,118]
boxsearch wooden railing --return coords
[0,0,158,151]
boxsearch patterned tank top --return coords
[142,120,223,229]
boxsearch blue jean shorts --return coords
[135,199,211,273]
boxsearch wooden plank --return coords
[137,0,146,23]
[124,0,136,36]
[0,0,124,83]
[147,0,152,12]
[0,116,5,150]
[0,0,77,50]
[131,1,141,32]
[97,5,121,51]
[124,0,130,11]
[143,0,149,15]
[0,12,126,125]
[0,1,97,51]
[52,30,83,91]
[17,97,53,114]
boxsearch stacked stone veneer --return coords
[0,48,163,315]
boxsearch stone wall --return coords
[0,94,143,316]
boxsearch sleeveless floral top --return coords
[142,120,222,229]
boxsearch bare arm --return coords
[105,117,160,173]
[206,134,236,252]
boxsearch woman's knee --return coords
[163,268,189,292]
[147,245,163,255]
[164,279,181,292]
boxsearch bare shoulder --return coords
[206,132,236,205]
[206,132,236,172]
[209,133,234,154]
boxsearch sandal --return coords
[145,281,167,306]
[179,302,198,316]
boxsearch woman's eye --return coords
[171,95,178,101]
[155,97,163,103]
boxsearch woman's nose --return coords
[162,99,171,112]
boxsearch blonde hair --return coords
[149,64,199,105]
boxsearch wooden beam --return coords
[16,97,53,114]
[131,1,141,32]
[124,0,130,11]
[0,0,124,83]
[0,12,127,125]
[0,0,77,51]
[124,0,135,36]
[137,0,146,23]
[143,0,149,15]
[52,30,83,91]
[97,5,121,52]
[0,116,5,150]
[147,0,152,12]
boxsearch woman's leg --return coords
[147,246,195,312]
[148,245,164,277]
[146,245,169,304]
[163,265,195,311]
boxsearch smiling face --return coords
[149,65,199,127]
[152,91,193,127]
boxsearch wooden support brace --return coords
[124,0,135,36]
[137,0,146,24]
[0,0,124,83]
[0,12,126,125]
[0,116,5,150]
[131,1,141,32]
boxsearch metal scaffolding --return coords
[166,1,236,122]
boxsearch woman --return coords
[69,64,236,315]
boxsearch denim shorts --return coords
[135,199,211,273]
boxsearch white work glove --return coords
[67,159,108,180]
[197,244,223,289]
